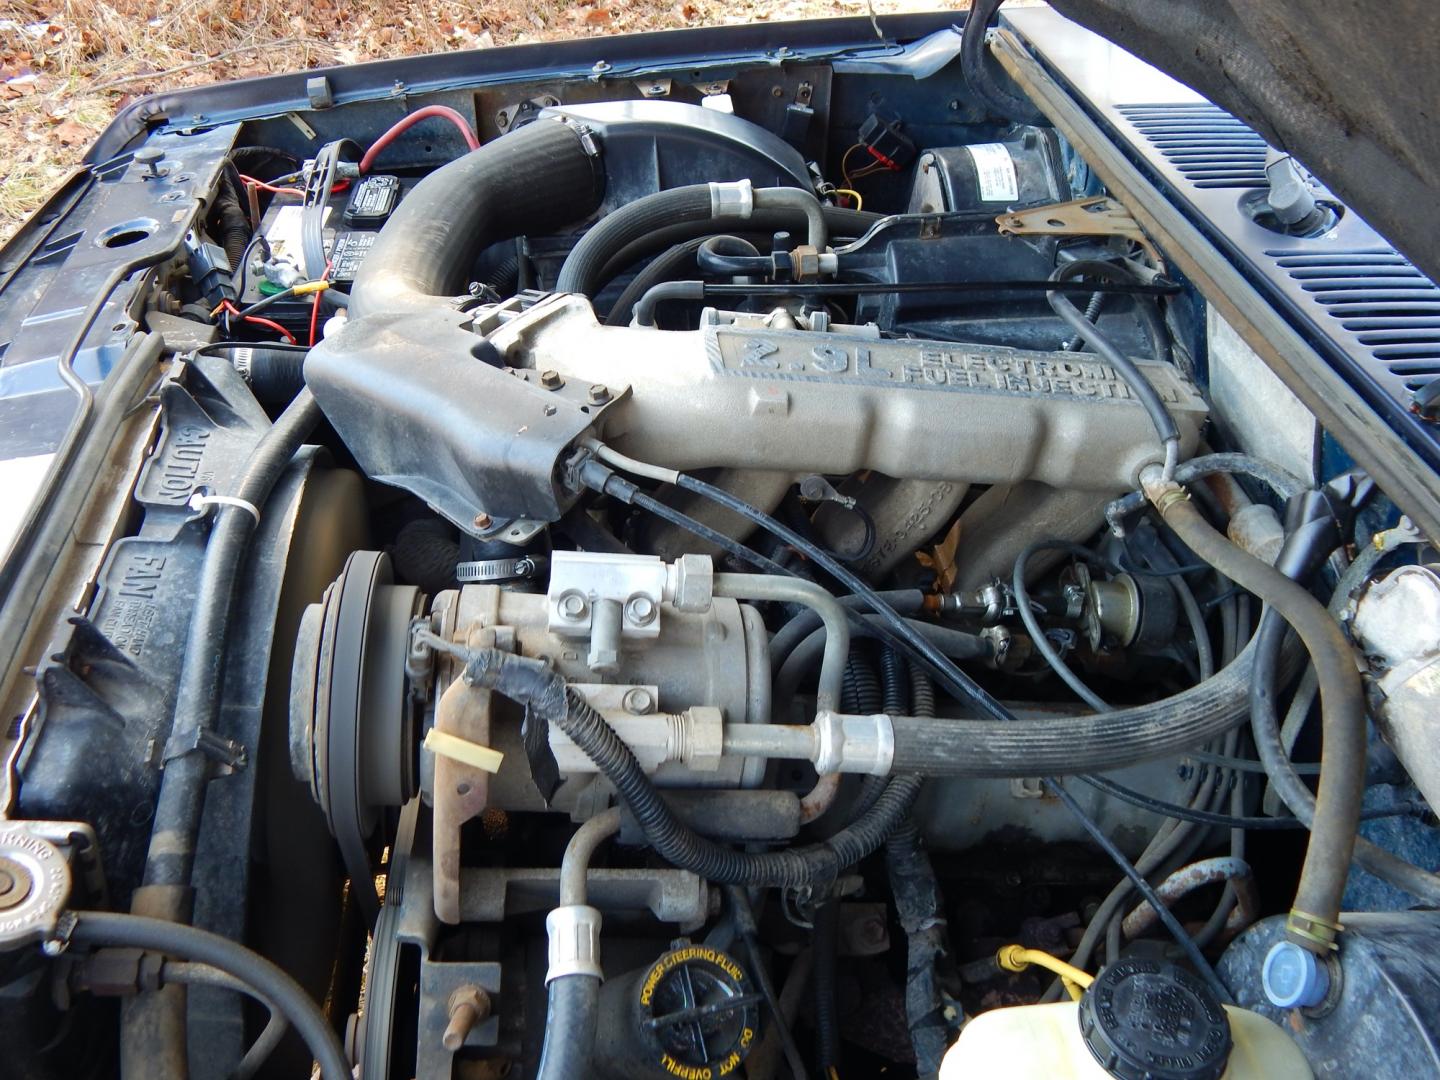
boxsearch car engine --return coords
[3,14,1440,1080]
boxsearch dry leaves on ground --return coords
[1,0,964,244]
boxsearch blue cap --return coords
[1262,940,1330,1009]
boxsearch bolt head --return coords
[622,687,656,714]
[587,383,611,405]
[473,513,493,530]
[558,591,588,621]
[625,594,657,626]
[539,369,563,389]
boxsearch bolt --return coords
[558,591,588,621]
[0,857,30,911]
[625,594,657,627]
[858,917,887,948]
[592,60,612,74]
[771,85,784,98]
[539,370,563,389]
[587,384,611,405]
[442,984,492,1051]
[134,146,166,178]
[473,513,493,530]
[622,687,656,715]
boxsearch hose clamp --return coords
[546,904,604,983]
[709,179,754,220]
[1286,908,1344,952]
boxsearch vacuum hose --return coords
[1151,481,1365,954]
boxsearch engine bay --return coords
[5,15,1440,1080]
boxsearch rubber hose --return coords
[885,629,1272,777]
[770,589,926,670]
[1049,261,1178,468]
[1251,610,1440,904]
[70,912,349,1080]
[813,898,841,1070]
[1055,259,1170,365]
[776,615,991,709]
[227,345,307,404]
[556,185,715,296]
[140,387,323,906]
[1105,452,1307,531]
[605,236,709,325]
[960,0,1042,123]
[536,975,600,1080]
[349,119,603,317]
[1158,495,1367,949]
[391,518,461,594]
[463,651,916,887]
[696,234,770,278]
[596,206,881,287]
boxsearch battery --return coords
[239,176,410,337]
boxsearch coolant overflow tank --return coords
[940,959,1310,1080]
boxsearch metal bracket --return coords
[162,726,247,774]
[995,196,1161,265]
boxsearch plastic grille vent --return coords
[1116,103,1269,189]
[1270,248,1440,392]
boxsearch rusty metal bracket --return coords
[995,196,1161,266]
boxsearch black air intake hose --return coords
[220,344,307,404]
[460,649,916,888]
[349,119,604,317]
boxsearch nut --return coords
[587,384,611,405]
[557,591,588,621]
[442,984,492,1051]
[539,370,564,390]
[473,513,493,530]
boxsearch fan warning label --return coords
[707,329,1195,406]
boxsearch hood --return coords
[1047,0,1440,284]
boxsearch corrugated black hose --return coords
[881,654,950,1079]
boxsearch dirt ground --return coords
[0,0,965,244]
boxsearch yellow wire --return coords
[827,1068,839,1080]
[833,188,863,211]
[840,142,867,187]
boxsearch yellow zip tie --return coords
[423,728,504,773]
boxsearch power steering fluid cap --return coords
[636,943,760,1079]
[1078,958,1233,1080]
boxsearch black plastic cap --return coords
[1078,958,1232,1080]
[636,944,760,1073]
